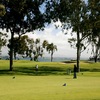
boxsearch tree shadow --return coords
[62,61,76,64]
[80,68,100,72]
[90,68,100,72]
[83,61,95,64]
[0,66,65,76]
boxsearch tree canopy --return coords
[0,0,52,70]
[45,0,100,70]
[0,0,99,71]
[46,43,57,62]
[87,0,100,62]
[0,4,5,16]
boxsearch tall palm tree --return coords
[46,43,57,62]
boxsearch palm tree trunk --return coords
[51,52,53,62]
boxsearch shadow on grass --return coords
[62,61,76,64]
[0,65,100,76]
[0,66,65,76]
[83,61,96,64]
[90,68,100,72]
[80,68,100,72]
[80,68,90,72]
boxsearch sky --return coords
[0,0,91,59]
[1,21,92,59]
[29,22,92,59]
[1,0,91,59]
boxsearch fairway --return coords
[0,60,100,100]
[0,75,100,100]
[0,0,99,99]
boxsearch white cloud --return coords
[26,23,91,59]
[1,23,91,59]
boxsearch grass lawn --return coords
[0,75,100,100]
[0,60,100,100]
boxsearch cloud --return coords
[26,23,77,58]
[1,23,91,59]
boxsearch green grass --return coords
[0,60,70,75]
[0,75,100,100]
[0,60,100,100]
[0,60,100,75]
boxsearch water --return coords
[1,56,88,62]
[17,57,72,62]
[38,57,71,62]
[1,56,72,62]
[32,57,88,62]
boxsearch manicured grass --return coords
[0,60,100,75]
[0,60,70,75]
[0,60,67,75]
[0,60,100,100]
[0,75,100,100]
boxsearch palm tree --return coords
[46,43,57,62]
[42,40,48,48]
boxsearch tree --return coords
[8,35,49,61]
[63,0,90,72]
[94,36,100,62]
[87,0,100,62]
[8,35,29,60]
[0,4,5,16]
[46,0,89,72]
[0,32,7,59]
[0,3,6,59]
[88,0,100,36]
[0,0,51,71]
[33,38,44,61]
[68,37,88,54]
[46,43,57,62]
[89,36,100,62]
[26,37,34,61]
[42,40,48,48]
[24,38,45,61]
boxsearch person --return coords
[73,64,77,79]
[35,64,38,71]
